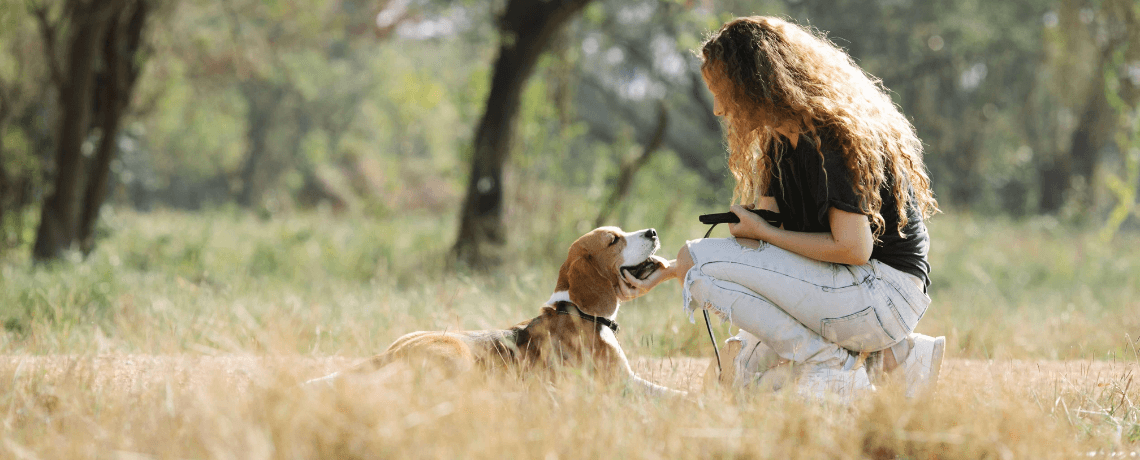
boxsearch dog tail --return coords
[301,351,398,387]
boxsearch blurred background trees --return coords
[0,0,1137,266]
[452,0,595,268]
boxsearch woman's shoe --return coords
[795,359,875,405]
[899,333,945,398]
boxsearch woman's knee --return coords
[676,244,695,276]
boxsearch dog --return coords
[306,227,684,397]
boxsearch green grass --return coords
[2,208,1138,361]
[924,215,1140,361]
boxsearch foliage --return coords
[4,0,1138,258]
[1100,48,1140,242]
[119,0,495,214]
[0,2,50,250]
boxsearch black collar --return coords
[553,301,619,334]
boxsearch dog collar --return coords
[553,301,620,334]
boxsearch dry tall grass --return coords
[2,354,1136,459]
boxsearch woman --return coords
[622,16,944,400]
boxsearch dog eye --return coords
[608,235,620,246]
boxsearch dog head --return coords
[547,227,660,318]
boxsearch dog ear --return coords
[555,253,619,317]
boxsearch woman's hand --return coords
[618,255,677,301]
[727,204,777,241]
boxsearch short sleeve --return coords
[816,147,864,223]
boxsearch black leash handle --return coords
[699,208,782,227]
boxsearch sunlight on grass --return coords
[1,354,1135,458]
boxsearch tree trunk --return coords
[1038,159,1069,214]
[0,94,9,235]
[236,82,283,208]
[1039,46,1117,215]
[948,136,981,208]
[452,0,595,269]
[33,4,118,262]
[79,0,148,255]
[0,124,7,237]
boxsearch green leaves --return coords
[1099,58,1140,242]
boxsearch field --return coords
[2,209,1139,458]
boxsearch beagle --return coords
[307,227,684,397]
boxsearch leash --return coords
[700,224,723,378]
[553,300,620,334]
[697,208,783,379]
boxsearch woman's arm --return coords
[729,205,873,265]
[618,202,872,300]
[755,195,779,213]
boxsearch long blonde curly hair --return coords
[700,16,938,237]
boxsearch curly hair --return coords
[700,16,938,238]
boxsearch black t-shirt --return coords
[765,132,930,288]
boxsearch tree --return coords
[452,0,597,269]
[594,101,668,227]
[208,0,405,209]
[1037,0,1139,215]
[572,0,729,191]
[30,0,152,261]
[78,0,149,254]
[1096,0,1140,239]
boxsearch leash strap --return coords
[702,224,723,378]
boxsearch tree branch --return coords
[595,101,669,227]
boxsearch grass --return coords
[1,206,1138,458]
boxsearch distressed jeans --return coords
[683,237,931,369]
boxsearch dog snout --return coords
[645,228,657,240]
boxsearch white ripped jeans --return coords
[683,237,931,369]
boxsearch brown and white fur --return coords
[306,227,683,397]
